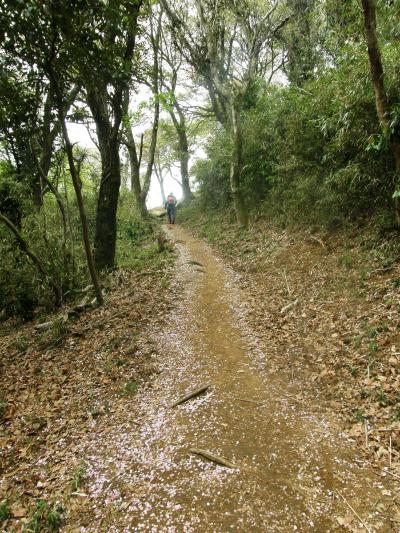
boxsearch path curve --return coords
[78,225,393,532]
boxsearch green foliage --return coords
[376,387,389,407]
[10,334,28,353]
[24,500,64,532]
[352,408,365,423]
[393,405,400,422]
[120,380,138,397]
[37,318,69,350]
[192,13,400,228]
[70,464,87,493]
[0,499,10,521]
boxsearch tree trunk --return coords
[229,101,248,227]
[169,103,192,203]
[361,0,400,222]
[154,157,167,205]
[178,130,192,202]
[126,130,149,219]
[95,127,122,269]
[59,114,104,305]
[158,175,167,205]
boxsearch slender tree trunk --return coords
[40,169,68,270]
[126,131,149,219]
[0,212,62,305]
[361,0,400,222]
[178,131,192,202]
[159,178,167,205]
[155,162,167,205]
[229,101,248,227]
[32,83,80,209]
[55,101,103,305]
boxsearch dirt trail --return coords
[75,225,393,532]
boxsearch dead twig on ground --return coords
[169,384,210,408]
[336,490,372,533]
[190,448,237,469]
[308,236,326,249]
[234,397,263,405]
[282,269,291,297]
[280,299,299,314]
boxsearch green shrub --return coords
[0,499,10,521]
[24,500,63,532]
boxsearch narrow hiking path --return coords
[68,225,394,532]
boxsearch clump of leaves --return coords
[360,388,371,399]
[37,319,68,350]
[70,463,87,493]
[367,341,378,354]
[366,325,378,339]
[346,364,358,377]
[10,334,28,353]
[25,500,63,532]
[352,408,365,423]
[338,254,354,269]
[109,335,123,350]
[392,406,400,422]
[0,396,7,421]
[0,499,10,521]
[120,381,138,397]
[376,387,389,407]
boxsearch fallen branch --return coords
[34,311,73,331]
[336,491,372,533]
[308,236,326,249]
[190,448,237,469]
[280,299,299,314]
[368,265,395,277]
[169,384,211,408]
[282,269,291,296]
[234,397,263,405]
[356,458,400,481]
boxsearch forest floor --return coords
[1,221,400,531]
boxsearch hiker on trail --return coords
[165,192,177,224]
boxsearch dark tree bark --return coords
[168,102,192,202]
[361,0,400,222]
[126,127,148,219]
[86,85,123,269]
[48,66,104,305]
[79,1,142,270]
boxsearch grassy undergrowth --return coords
[178,200,400,272]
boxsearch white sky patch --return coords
[67,121,189,209]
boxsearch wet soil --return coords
[71,225,395,532]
